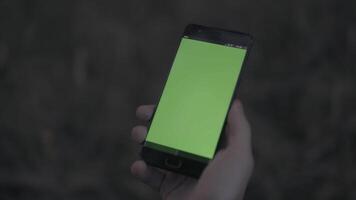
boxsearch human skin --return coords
[131,100,254,200]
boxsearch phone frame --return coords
[140,24,253,178]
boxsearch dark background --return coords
[0,0,355,199]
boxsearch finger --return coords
[226,100,252,154]
[130,160,166,190]
[131,125,147,143]
[136,105,155,121]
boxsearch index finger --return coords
[136,105,155,121]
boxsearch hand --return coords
[131,100,254,200]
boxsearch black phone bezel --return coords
[140,24,253,178]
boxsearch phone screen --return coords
[145,37,247,161]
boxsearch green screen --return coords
[146,38,247,160]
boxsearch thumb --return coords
[191,100,254,200]
[226,100,252,156]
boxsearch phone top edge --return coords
[183,24,253,49]
[185,24,253,39]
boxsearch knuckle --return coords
[133,125,146,133]
[135,106,142,117]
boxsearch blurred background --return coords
[0,0,355,199]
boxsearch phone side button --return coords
[164,158,182,169]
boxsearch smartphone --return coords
[140,24,253,178]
